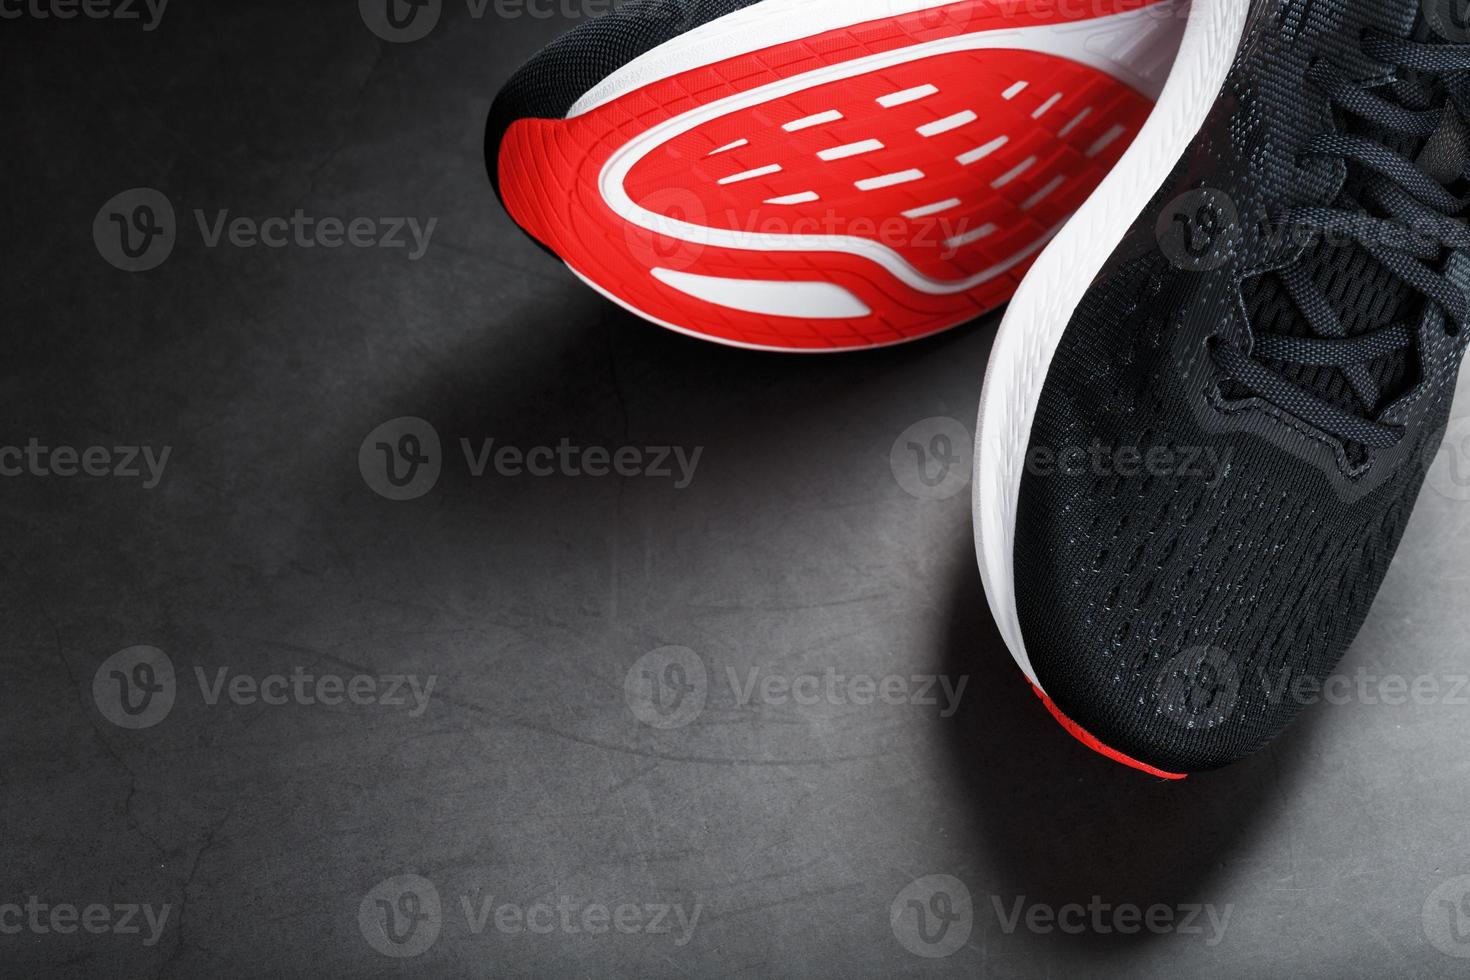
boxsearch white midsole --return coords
[571,0,1187,116]
[972,0,1249,686]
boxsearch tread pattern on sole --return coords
[497,0,1167,350]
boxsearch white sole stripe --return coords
[593,2,1189,298]
[784,109,844,132]
[917,110,978,137]
[902,197,962,219]
[855,169,925,191]
[877,84,939,108]
[718,163,783,185]
[818,139,885,161]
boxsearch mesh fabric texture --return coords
[1015,251,1442,773]
[1011,0,1461,773]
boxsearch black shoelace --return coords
[1213,25,1470,451]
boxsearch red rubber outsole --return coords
[496,0,1168,351]
[1031,683,1189,780]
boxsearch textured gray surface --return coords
[5,2,1470,977]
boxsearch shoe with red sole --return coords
[486,0,1189,352]
[976,0,1470,777]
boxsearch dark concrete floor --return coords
[5,1,1470,977]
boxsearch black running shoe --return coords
[975,0,1470,776]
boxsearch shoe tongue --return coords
[1407,10,1467,179]
[1414,9,1443,43]
[1417,99,1470,184]
[1237,36,1453,450]
[1241,229,1420,449]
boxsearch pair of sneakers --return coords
[487,0,1470,777]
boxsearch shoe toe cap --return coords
[1025,633,1266,776]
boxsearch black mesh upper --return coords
[485,0,767,202]
[1015,252,1446,773]
[1011,0,1468,773]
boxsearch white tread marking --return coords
[855,169,925,191]
[877,84,939,108]
[651,268,871,318]
[593,2,1188,299]
[917,110,978,137]
[818,139,885,161]
[1058,107,1093,137]
[990,156,1036,188]
[945,222,998,249]
[708,139,748,155]
[957,135,1009,165]
[1021,174,1067,210]
[568,266,891,353]
[1032,92,1063,118]
[902,197,962,219]
[784,109,843,132]
[766,191,820,205]
[718,163,782,185]
[1086,123,1129,157]
[1002,80,1030,100]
